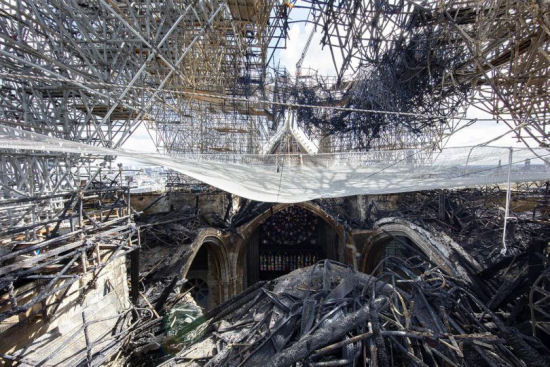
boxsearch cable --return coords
[0,71,529,122]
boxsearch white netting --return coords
[1,124,549,203]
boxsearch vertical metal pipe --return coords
[501,148,513,255]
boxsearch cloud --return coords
[445,120,523,147]
[278,21,340,76]
[122,123,158,153]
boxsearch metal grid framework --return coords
[0,0,287,230]
[0,1,547,363]
[0,0,547,220]
[288,69,445,152]
[303,0,549,147]
[0,176,135,324]
[0,2,284,362]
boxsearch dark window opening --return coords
[184,246,211,309]
[247,206,339,286]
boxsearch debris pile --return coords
[163,259,549,366]
[392,187,550,265]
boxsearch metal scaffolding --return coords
[0,0,548,364]
[0,0,287,226]
[0,1,285,360]
[302,0,549,147]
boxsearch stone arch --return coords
[241,203,336,231]
[360,217,473,281]
[235,202,358,289]
[182,229,231,309]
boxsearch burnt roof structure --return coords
[0,0,548,365]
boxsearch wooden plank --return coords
[0,224,131,277]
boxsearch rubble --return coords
[113,187,550,367]
[159,257,549,367]
[0,0,548,364]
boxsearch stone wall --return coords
[134,189,515,310]
[0,254,130,365]
[132,191,229,225]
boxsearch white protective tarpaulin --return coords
[1,124,549,203]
